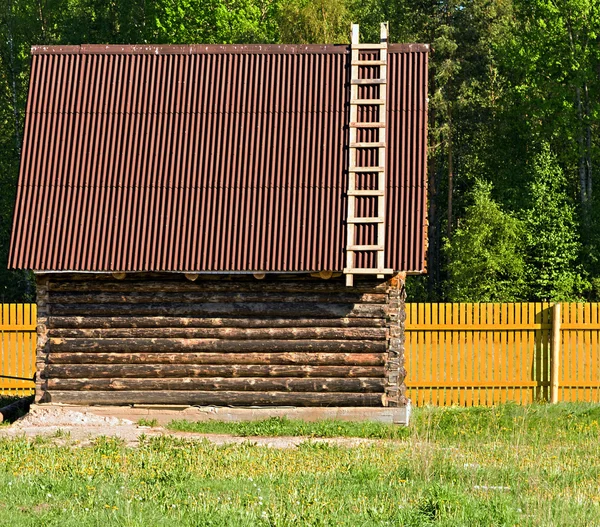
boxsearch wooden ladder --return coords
[344,23,393,287]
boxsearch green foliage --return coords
[521,146,587,301]
[445,180,525,301]
[278,0,350,43]
[0,1,37,301]
[581,196,600,299]
[151,0,281,44]
[404,275,431,302]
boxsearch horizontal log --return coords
[50,292,387,305]
[43,364,385,379]
[49,303,386,318]
[48,278,388,294]
[46,377,385,393]
[49,338,386,353]
[49,316,385,329]
[47,352,385,366]
[45,390,384,407]
[50,327,387,340]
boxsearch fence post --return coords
[551,303,561,403]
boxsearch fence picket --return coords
[0,304,36,396]
[405,302,600,406]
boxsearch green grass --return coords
[137,418,159,428]
[1,402,600,525]
[168,416,408,439]
[169,402,600,442]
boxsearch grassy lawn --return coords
[1,403,600,526]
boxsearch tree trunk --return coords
[427,126,440,298]
[576,86,588,204]
[584,82,593,202]
[5,0,21,157]
[447,112,454,237]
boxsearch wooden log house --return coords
[9,25,428,416]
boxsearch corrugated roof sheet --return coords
[10,44,428,273]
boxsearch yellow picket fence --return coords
[0,304,36,396]
[2,302,600,405]
[405,303,600,406]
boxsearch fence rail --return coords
[0,304,36,396]
[405,303,600,406]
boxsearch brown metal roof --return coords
[10,44,428,273]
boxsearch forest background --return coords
[1,0,599,303]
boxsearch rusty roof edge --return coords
[31,43,429,55]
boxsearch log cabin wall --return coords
[35,273,406,407]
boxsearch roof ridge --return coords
[31,43,429,55]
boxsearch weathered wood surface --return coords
[49,316,385,329]
[385,273,406,407]
[35,276,50,403]
[47,352,385,366]
[50,327,387,340]
[50,302,386,318]
[46,390,384,406]
[48,279,388,293]
[44,364,384,379]
[46,377,385,392]
[50,292,387,305]
[40,274,392,407]
[49,338,385,353]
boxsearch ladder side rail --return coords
[346,24,361,287]
[377,22,388,276]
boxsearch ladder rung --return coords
[350,142,386,148]
[348,190,385,196]
[352,43,387,50]
[344,268,394,275]
[351,99,386,105]
[347,217,385,224]
[348,244,385,251]
[350,122,386,128]
[348,167,384,173]
[350,79,386,85]
[351,60,387,66]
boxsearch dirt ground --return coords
[0,405,380,448]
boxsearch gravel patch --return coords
[0,405,385,448]
[14,406,135,427]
